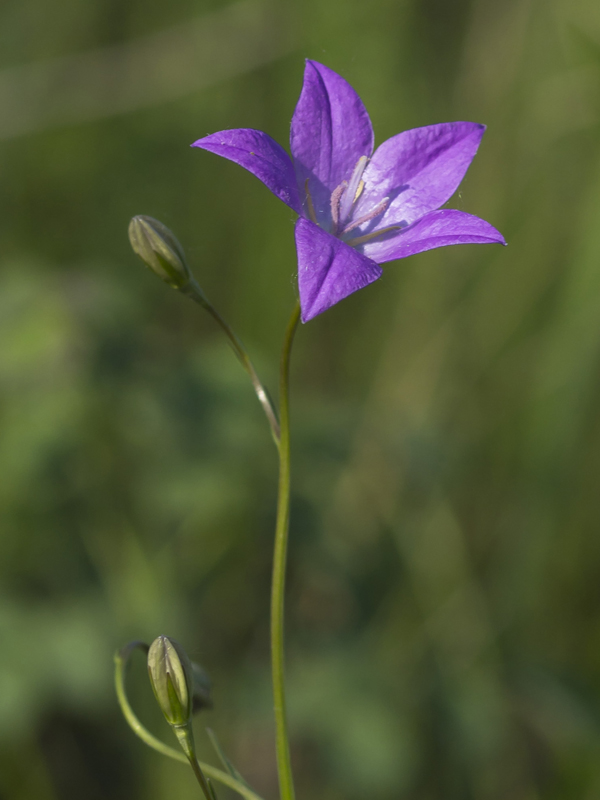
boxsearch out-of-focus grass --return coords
[1,0,600,798]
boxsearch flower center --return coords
[304,159,402,248]
[335,155,369,229]
[330,157,395,241]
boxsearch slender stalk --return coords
[182,279,280,445]
[175,728,221,800]
[189,758,215,799]
[270,301,301,800]
[173,726,214,800]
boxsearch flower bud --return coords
[128,215,191,289]
[147,635,194,726]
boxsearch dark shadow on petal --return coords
[387,183,410,203]
[293,160,333,228]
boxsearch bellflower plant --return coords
[118,60,505,800]
[192,60,505,322]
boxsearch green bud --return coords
[147,635,194,727]
[128,215,191,289]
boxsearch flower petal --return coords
[290,61,374,226]
[295,218,382,322]
[191,129,302,214]
[362,209,506,263]
[355,122,486,229]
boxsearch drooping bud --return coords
[147,635,194,727]
[128,216,191,289]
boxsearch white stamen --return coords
[339,156,368,224]
[354,179,365,203]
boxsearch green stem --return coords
[173,726,214,800]
[270,301,301,800]
[114,645,265,800]
[182,279,280,445]
[190,759,215,799]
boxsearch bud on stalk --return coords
[147,635,194,727]
[128,215,191,289]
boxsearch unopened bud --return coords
[147,635,193,726]
[128,215,191,289]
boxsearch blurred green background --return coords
[2,0,600,798]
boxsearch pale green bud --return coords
[147,635,194,727]
[128,215,191,289]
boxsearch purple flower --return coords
[192,61,505,323]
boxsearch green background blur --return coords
[2,0,600,798]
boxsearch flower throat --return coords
[304,156,401,247]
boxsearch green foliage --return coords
[2,0,600,798]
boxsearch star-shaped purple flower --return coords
[192,60,505,323]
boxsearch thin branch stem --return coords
[190,758,216,798]
[182,279,280,445]
[270,301,300,800]
[173,726,214,800]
